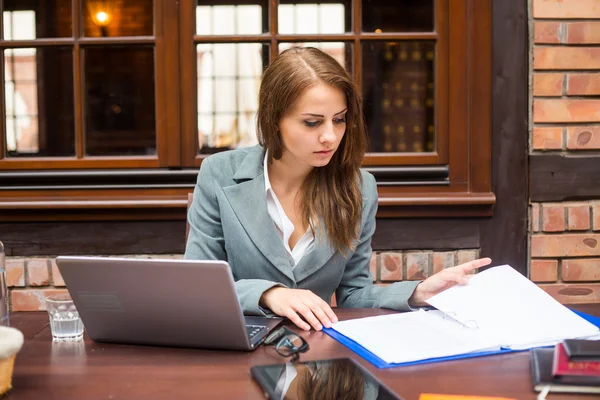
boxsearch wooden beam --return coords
[479,0,528,275]
[530,154,600,202]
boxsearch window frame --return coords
[179,0,493,216]
[0,0,179,169]
[0,0,493,220]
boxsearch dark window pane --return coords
[4,47,75,157]
[196,43,268,153]
[278,2,350,34]
[362,41,435,153]
[2,0,72,39]
[362,0,434,32]
[83,0,153,37]
[84,46,156,156]
[278,42,353,74]
[196,1,268,35]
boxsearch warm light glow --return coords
[95,11,109,24]
[87,0,116,29]
[375,28,382,33]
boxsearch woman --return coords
[185,47,491,332]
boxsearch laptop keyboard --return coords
[246,324,266,339]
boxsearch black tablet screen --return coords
[251,358,402,400]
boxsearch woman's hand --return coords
[260,287,338,331]
[409,258,492,307]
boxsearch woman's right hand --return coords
[260,287,338,331]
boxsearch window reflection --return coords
[83,0,153,37]
[196,43,268,153]
[278,3,347,34]
[196,4,266,35]
[4,47,37,154]
[362,0,434,32]
[363,41,435,153]
[84,47,156,156]
[3,47,75,157]
[2,1,72,39]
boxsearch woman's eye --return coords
[334,117,346,124]
[304,120,320,128]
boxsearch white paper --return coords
[331,309,500,364]
[426,265,600,349]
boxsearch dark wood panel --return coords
[2,218,478,256]
[0,221,186,256]
[530,154,600,202]
[372,218,480,250]
[479,0,528,275]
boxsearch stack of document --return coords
[327,265,600,367]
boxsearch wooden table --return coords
[6,305,600,400]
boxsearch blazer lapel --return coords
[293,226,337,283]
[223,146,295,282]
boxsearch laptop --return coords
[54,256,282,351]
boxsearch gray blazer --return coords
[184,145,420,316]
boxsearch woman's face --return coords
[278,82,347,172]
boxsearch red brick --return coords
[369,252,378,282]
[27,259,50,286]
[534,21,561,44]
[530,259,558,282]
[531,204,541,233]
[567,22,600,44]
[531,234,600,257]
[11,288,69,311]
[532,127,563,150]
[563,259,600,281]
[567,205,591,231]
[457,250,478,266]
[533,0,600,19]
[567,74,600,96]
[432,252,455,274]
[533,99,600,123]
[539,283,600,304]
[406,252,429,281]
[533,73,564,96]
[50,259,66,287]
[567,126,600,150]
[542,204,566,232]
[380,252,403,282]
[6,259,25,287]
[534,47,600,70]
[594,204,600,231]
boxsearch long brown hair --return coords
[257,47,367,254]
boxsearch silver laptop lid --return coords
[55,256,271,350]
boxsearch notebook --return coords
[324,265,600,368]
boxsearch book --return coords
[531,348,600,394]
[326,265,600,367]
[553,342,600,379]
[562,338,600,361]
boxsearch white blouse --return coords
[263,153,314,267]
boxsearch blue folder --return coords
[322,309,600,369]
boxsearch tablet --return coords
[250,358,403,399]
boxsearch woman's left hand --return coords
[408,257,492,307]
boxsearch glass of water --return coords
[45,294,84,342]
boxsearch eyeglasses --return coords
[264,326,309,362]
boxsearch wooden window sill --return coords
[0,191,495,221]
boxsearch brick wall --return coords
[7,250,480,311]
[531,0,600,303]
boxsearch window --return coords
[0,0,493,220]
